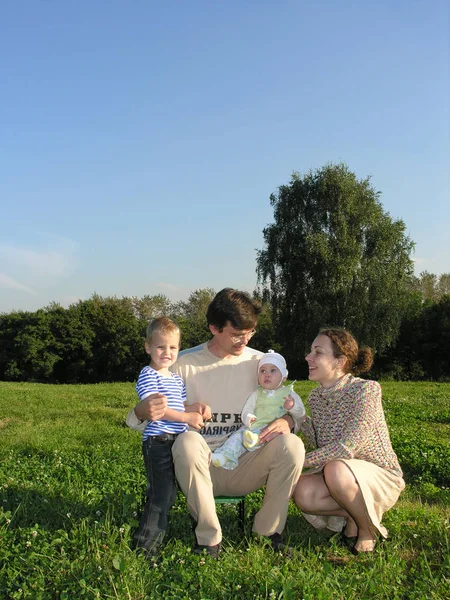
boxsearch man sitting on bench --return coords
[127,288,305,558]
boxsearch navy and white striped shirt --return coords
[136,366,188,440]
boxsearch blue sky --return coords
[1,0,448,313]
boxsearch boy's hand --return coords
[185,412,205,430]
[135,393,167,422]
[186,402,212,421]
[198,403,212,421]
[283,395,295,410]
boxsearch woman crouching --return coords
[294,328,405,554]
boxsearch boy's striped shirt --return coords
[136,366,187,439]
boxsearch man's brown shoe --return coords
[194,543,221,559]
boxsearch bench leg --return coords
[238,499,245,534]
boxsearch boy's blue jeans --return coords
[133,434,178,553]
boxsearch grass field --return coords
[0,381,449,599]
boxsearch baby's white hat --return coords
[259,349,288,379]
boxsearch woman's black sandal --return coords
[339,532,357,549]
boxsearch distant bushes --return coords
[0,291,275,384]
[0,298,143,383]
[1,291,449,383]
[373,295,450,382]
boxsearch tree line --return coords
[1,164,448,383]
[0,288,275,384]
[0,291,210,384]
[0,277,448,384]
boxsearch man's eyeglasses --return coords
[220,328,257,344]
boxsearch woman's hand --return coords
[258,416,292,444]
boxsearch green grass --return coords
[0,381,449,599]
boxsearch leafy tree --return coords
[77,295,145,382]
[48,303,96,383]
[131,294,173,322]
[373,291,425,380]
[411,271,450,302]
[0,309,61,381]
[413,296,450,380]
[412,271,438,302]
[437,274,450,298]
[251,297,280,354]
[0,311,32,380]
[256,163,415,377]
[174,288,216,349]
[380,294,450,381]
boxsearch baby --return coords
[211,350,305,470]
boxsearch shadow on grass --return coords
[3,484,142,532]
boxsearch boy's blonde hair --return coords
[146,316,181,345]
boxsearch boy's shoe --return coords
[268,533,295,557]
[194,542,221,559]
[134,544,162,560]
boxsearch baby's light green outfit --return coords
[211,383,305,470]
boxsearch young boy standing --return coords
[132,317,210,555]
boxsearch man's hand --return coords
[258,416,293,444]
[184,412,205,430]
[135,393,168,422]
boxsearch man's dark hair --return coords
[206,288,262,330]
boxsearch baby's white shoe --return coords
[212,453,227,467]
[243,430,259,449]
